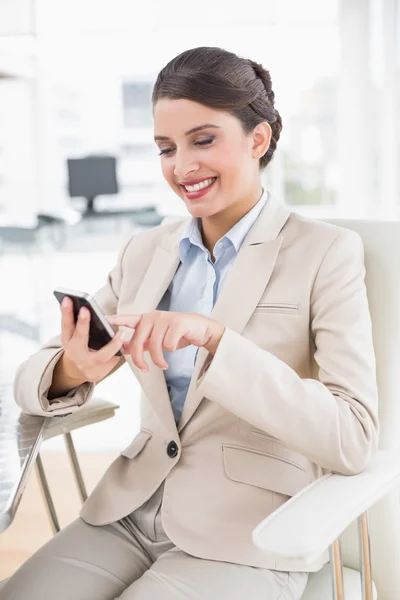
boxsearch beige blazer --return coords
[14,193,379,572]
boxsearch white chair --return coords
[252,218,400,599]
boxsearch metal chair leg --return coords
[64,432,88,502]
[35,453,60,534]
[358,511,374,600]
[330,538,345,600]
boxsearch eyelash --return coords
[158,137,215,156]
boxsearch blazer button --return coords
[167,440,179,458]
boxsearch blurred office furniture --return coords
[0,208,82,254]
[0,210,83,356]
[67,154,119,215]
[66,154,163,227]
[36,208,82,247]
[74,204,163,230]
[0,382,119,535]
[253,219,400,600]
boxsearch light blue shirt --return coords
[157,189,268,423]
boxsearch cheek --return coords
[201,146,234,179]
[215,141,247,174]
[161,161,175,184]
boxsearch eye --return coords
[195,137,215,147]
[158,136,215,156]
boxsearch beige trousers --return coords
[1,484,308,599]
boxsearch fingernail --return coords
[62,298,68,307]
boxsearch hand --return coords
[106,311,226,373]
[59,297,125,383]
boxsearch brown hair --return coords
[152,46,282,171]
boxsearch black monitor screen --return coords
[67,156,119,198]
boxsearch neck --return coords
[200,185,264,255]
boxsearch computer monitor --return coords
[67,155,119,213]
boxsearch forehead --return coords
[153,98,237,137]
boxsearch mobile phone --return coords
[53,286,122,356]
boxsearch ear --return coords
[252,122,272,159]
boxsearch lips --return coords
[179,177,217,186]
[180,177,218,200]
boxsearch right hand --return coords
[60,296,125,384]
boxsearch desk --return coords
[0,383,119,533]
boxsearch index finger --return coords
[107,314,143,329]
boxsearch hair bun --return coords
[248,59,275,107]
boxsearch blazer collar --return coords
[162,190,289,253]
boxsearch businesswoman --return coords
[3,46,378,600]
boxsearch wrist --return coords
[60,353,86,384]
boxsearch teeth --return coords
[184,178,215,192]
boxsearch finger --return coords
[95,329,125,362]
[106,314,143,329]
[147,323,169,370]
[163,325,186,352]
[130,321,153,372]
[71,306,90,349]
[60,297,76,345]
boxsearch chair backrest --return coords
[323,219,400,599]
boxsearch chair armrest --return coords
[43,397,120,440]
[252,450,400,566]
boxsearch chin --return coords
[186,206,208,218]
[188,206,220,219]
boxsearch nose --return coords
[173,149,199,182]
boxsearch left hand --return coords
[106,311,225,373]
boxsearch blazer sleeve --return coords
[196,230,379,475]
[13,236,133,417]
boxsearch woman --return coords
[4,46,378,600]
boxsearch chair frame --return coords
[35,432,88,534]
[329,513,373,600]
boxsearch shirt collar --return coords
[178,188,269,263]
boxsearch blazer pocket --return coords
[222,443,312,497]
[254,302,300,314]
[120,429,152,459]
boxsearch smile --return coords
[182,178,217,192]
[180,177,218,200]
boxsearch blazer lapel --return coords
[122,222,185,436]
[178,193,291,432]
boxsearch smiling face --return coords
[153,98,270,221]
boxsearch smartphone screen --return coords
[53,287,122,356]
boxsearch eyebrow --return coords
[154,124,221,142]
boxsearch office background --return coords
[0,0,399,576]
